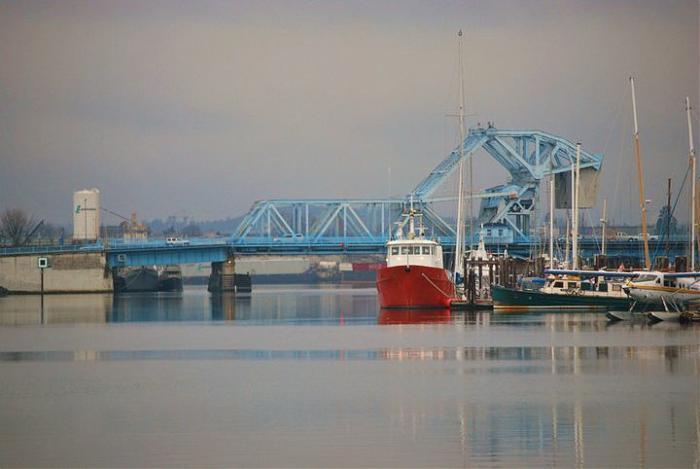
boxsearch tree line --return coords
[0,209,64,247]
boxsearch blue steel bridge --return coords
[0,236,690,269]
[4,126,682,268]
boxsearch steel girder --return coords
[233,127,603,245]
[234,200,405,244]
[413,126,603,241]
[413,126,602,199]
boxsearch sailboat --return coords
[492,142,636,311]
[617,95,700,320]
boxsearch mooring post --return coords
[40,267,44,323]
[478,261,483,292]
[468,270,475,304]
[37,257,49,324]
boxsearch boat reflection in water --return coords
[378,308,451,325]
[1,287,699,467]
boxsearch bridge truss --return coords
[232,126,603,248]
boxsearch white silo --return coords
[73,188,101,241]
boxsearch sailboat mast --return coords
[569,151,575,269]
[462,34,474,252]
[687,96,696,270]
[454,29,465,279]
[549,173,555,268]
[572,143,581,270]
[564,217,570,267]
[665,178,671,259]
[630,77,651,270]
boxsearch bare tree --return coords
[0,209,36,247]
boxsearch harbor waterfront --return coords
[0,286,699,467]
[1,1,697,466]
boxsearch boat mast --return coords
[687,97,696,270]
[630,77,651,270]
[564,216,570,268]
[572,143,581,270]
[549,171,555,268]
[665,178,671,259]
[464,34,474,253]
[601,198,607,256]
[454,29,466,280]
[569,151,575,269]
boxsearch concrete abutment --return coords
[0,252,113,294]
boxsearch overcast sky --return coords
[0,0,697,226]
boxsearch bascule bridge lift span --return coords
[233,126,603,248]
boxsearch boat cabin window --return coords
[581,282,592,291]
[567,282,578,289]
[598,282,608,292]
[663,280,677,288]
[398,245,429,255]
[552,281,564,288]
[612,284,621,292]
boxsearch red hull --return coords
[376,265,456,309]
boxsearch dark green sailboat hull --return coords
[491,285,632,311]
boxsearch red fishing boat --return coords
[376,209,456,309]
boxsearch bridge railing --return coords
[1,235,694,258]
[0,244,87,256]
[105,238,230,250]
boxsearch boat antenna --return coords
[629,77,651,270]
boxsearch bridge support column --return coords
[208,257,235,292]
[208,257,252,294]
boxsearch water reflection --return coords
[0,293,110,325]
[2,344,697,366]
[0,286,381,325]
[1,287,699,467]
[378,308,451,324]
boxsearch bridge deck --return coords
[0,238,692,268]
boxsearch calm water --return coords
[0,285,699,467]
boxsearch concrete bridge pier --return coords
[208,256,251,294]
[208,257,235,292]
